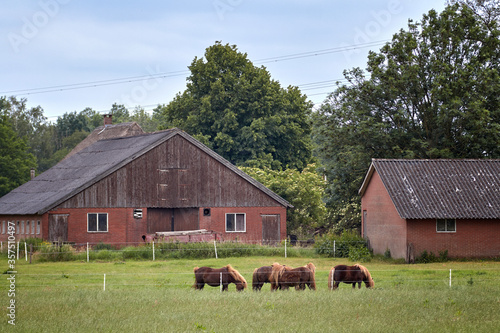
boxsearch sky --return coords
[1,0,446,122]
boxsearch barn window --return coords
[436,219,456,233]
[226,213,246,232]
[88,213,108,232]
[36,220,41,234]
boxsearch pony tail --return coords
[252,268,259,290]
[328,267,335,290]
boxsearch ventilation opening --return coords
[203,208,211,216]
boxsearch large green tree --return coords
[155,42,314,170]
[0,105,36,197]
[314,3,500,226]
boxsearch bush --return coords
[37,244,76,262]
[314,230,369,258]
[416,250,449,263]
[348,245,372,262]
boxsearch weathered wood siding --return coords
[57,135,281,209]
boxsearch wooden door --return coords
[173,208,199,231]
[48,214,68,242]
[262,214,280,245]
[147,208,173,233]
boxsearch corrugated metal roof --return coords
[359,159,500,219]
[0,128,292,215]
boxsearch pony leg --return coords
[358,282,362,289]
[333,282,339,290]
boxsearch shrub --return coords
[314,230,369,258]
[348,245,372,262]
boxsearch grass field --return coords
[1,257,499,332]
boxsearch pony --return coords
[271,262,316,291]
[252,262,282,291]
[193,264,247,291]
[328,264,374,290]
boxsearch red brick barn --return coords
[359,159,500,261]
[0,128,291,245]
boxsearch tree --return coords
[0,108,36,197]
[314,4,500,228]
[155,42,314,170]
[240,164,327,236]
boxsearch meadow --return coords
[1,256,499,332]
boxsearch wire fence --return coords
[5,268,500,291]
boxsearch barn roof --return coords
[359,159,500,219]
[0,128,292,215]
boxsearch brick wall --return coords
[199,206,287,243]
[407,218,500,258]
[0,214,47,242]
[361,170,408,259]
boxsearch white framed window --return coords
[1,221,5,234]
[88,213,108,232]
[226,213,246,232]
[26,221,30,235]
[16,221,20,234]
[36,220,41,234]
[437,219,456,233]
[31,220,35,234]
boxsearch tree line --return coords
[1,1,499,237]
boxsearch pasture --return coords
[1,257,499,332]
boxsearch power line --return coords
[1,39,389,97]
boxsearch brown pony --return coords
[252,262,283,291]
[328,264,374,290]
[193,265,247,291]
[271,262,316,291]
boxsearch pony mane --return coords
[305,262,316,273]
[226,264,247,288]
[193,266,199,273]
[270,263,285,284]
[355,264,374,288]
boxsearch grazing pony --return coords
[328,264,374,290]
[193,265,247,291]
[271,262,316,291]
[252,263,282,291]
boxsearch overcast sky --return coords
[1,0,446,122]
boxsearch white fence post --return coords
[333,240,336,258]
[152,242,155,261]
[25,242,28,261]
[87,242,89,262]
[17,241,19,260]
[449,269,452,287]
[285,238,287,258]
[214,240,218,259]
[104,273,106,291]
[220,272,222,292]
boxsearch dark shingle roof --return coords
[0,128,292,215]
[359,159,500,219]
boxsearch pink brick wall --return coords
[407,219,500,258]
[361,171,407,259]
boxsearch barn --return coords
[359,159,500,261]
[0,128,292,245]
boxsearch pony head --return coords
[226,264,247,290]
[355,264,374,288]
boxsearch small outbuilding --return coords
[359,159,500,261]
[0,128,291,245]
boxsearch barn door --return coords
[48,214,68,243]
[147,208,199,233]
[262,214,280,245]
[147,208,173,233]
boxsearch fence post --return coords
[220,272,222,292]
[449,269,452,287]
[152,242,155,261]
[87,242,89,263]
[285,238,287,258]
[104,274,106,291]
[25,242,28,261]
[333,240,336,258]
[17,241,19,260]
[29,244,33,264]
[214,240,218,259]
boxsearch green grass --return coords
[1,258,499,332]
